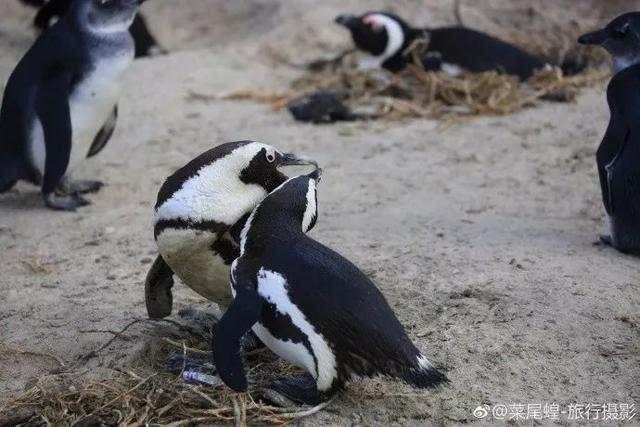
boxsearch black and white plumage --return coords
[579,13,640,253]
[18,0,162,58]
[146,141,318,320]
[335,11,546,80]
[213,170,447,405]
[0,0,140,210]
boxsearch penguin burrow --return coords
[213,170,447,405]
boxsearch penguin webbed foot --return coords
[44,193,90,211]
[261,373,330,407]
[61,179,104,195]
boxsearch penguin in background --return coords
[146,141,318,328]
[0,0,141,210]
[18,0,163,58]
[335,11,546,80]
[213,170,447,405]
[579,13,640,253]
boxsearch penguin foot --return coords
[44,193,90,211]
[62,179,104,195]
[261,374,329,407]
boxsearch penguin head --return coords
[335,12,410,63]
[73,0,144,34]
[245,169,323,243]
[579,12,640,73]
[155,141,318,226]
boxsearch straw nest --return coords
[0,322,330,426]
[222,39,610,124]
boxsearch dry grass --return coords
[222,38,609,124]
[0,326,332,426]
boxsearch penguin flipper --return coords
[212,272,263,393]
[145,255,175,319]
[87,105,117,158]
[35,73,72,197]
[597,108,628,216]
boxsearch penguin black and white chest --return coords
[0,0,140,210]
[213,171,447,405]
[146,141,317,320]
[579,13,640,253]
[335,11,545,80]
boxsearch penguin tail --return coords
[401,353,449,389]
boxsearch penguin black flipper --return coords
[88,106,118,158]
[212,265,263,392]
[35,72,87,210]
[145,255,176,319]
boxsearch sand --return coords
[0,1,638,425]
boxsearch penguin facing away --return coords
[0,0,141,210]
[146,141,318,322]
[335,11,546,80]
[213,170,447,405]
[579,13,640,253]
[18,0,162,58]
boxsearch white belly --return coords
[252,322,317,376]
[156,228,233,308]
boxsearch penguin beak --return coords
[578,29,608,46]
[279,153,319,168]
[308,168,323,182]
[335,14,359,29]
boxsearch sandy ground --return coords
[0,1,639,425]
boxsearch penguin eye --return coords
[613,23,630,39]
[265,153,276,163]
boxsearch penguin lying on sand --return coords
[0,0,140,210]
[146,141,317,327]
[335,11,546,80]
[18,0,162,58]
[213,170,447,405]
[579,13,640,253]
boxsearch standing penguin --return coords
[579,13,640,253]
[18,0,162,58]
[146,141,317,324]
[335,11,546,80]
[213,171,447,405]
[0,0,141,210]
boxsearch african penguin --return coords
[18,0,162,58]
[213,170,447,405]
[335,11,546,80]
[0,0,141,210]
[579,13,640,253]
[146,141,318,321]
